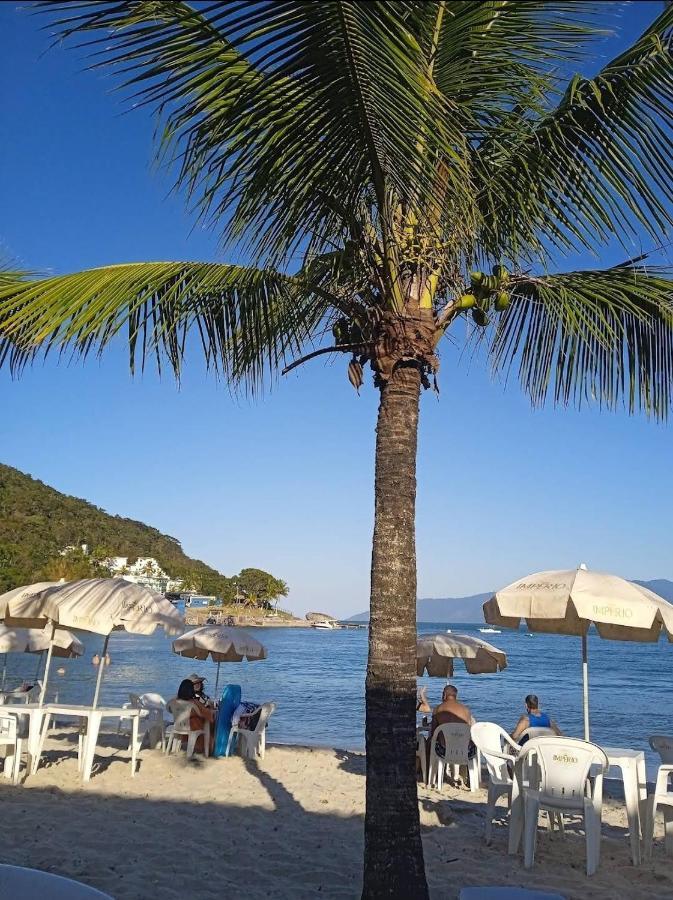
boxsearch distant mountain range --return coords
[348,579,673,622]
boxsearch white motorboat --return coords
[479,627,501,634]
[311,621,334,629]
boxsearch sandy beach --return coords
[1,731,672,899]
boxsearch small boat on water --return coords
[312,621,334,630]
[479,627,501,634]
[445,629,452,633]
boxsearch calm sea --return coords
[5,621,671,773]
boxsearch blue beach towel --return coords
[214,683,241,757]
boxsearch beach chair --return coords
[644,734,673,857]
[519,737,608,876]
[0,714,25,783]
[428,722,480,792]
[164,699,209,759]
[471,722,520,843]
[519,726,554,743]
[227,702,275,759]
[416,728,428,785]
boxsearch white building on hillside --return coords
[103,556,182,595]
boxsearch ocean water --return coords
[4,621,671,773]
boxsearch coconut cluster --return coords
[457,265,511,327]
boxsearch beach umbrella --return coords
[416,632,507,678]
[483,564,673,740]
[0,582,60,622]
[1,578,184,707]
[0,624,84,688]
[172,625,267,692]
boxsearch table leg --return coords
[636,755,648,840]
[31,711,51,775]
[131,714,139,777]
[622,762,642,866]
[81,713,102,783]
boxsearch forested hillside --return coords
[0,463,283,600]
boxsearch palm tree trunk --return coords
[363,361,428,899]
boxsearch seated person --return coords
[416,686,431,715]
[427,684,476,772]
[511,693,562,744]
[188,673,212,707]
[174,678,216,754]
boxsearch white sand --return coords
[1,731,673,899]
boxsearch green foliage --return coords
[3,3,673,417]
[0,463,286,598]
[236,568,289,608]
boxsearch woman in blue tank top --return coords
[511,694,561,745]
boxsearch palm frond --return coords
[475,5,673,261]
[0,262,333,389]
[39,1,470,272]
[413,1,606,133]
[490,265,673,418]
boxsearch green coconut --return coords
[458,293,477,309]
[495,291,510,311]
[472,307,490,327]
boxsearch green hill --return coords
[0,462,248,596]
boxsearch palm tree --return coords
[3,3,673,895]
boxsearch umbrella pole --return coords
[34,652,43,683]
[215,661,221,695]
[582,632,590,741]
[1,654,6,690]
[39,623,57,707]
[92,635,110,710]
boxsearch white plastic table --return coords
[1,704,51,778]
[601,747,647,866]
[508,744,646,866]
[0,864,112,898]
[46,704,142,783]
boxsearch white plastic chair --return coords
[139,692,166,710]
[226,702,275,759]
[0,714,25,783]
[471,722,520,843]
[416,728,428,785]
[428,722,480,792]
[645,734,673,858]
[164,699,209,759]
[519,726,555,743]
[519,737,608,876]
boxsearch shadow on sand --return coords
[1,742,672,900]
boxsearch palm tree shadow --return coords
[334,749,366,777]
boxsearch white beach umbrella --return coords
[172,625,267,692]
[1,578,184,706]
[484,564,673,739]
[0,624,84,688]
[416,632,507,678]
[0,582,60,621]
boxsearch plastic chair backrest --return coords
[471,722,517,786]
[520,726,554,743]
[431,722,471,765]
[0,714,17,745]
[650,735,673,765]
[167,699,194,731]
[254,702,276,734]
[140,693,166,710]
[520,737,608,810]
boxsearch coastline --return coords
[4,730,672,900]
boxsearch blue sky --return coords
[1,3,672,618]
